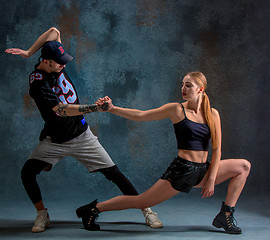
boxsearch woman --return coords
[76,72,250,234]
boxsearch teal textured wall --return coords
[1,0,269,202]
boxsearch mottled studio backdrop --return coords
[0,0,269,203]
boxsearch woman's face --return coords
[181,75,202,101]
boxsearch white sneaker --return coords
[32,209,50,233]
[143,208,163,228]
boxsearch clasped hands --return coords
[96,96,113,112]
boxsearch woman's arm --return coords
[101,96,178,122]
[110,105,176,122]
[201,108,222,198]
[5,27,61,58]
[208,108,222,180]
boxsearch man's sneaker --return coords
[76,199,100,231]
[143,208,163,228]
[32,209,50,233]
[212,201,242,234]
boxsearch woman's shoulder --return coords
[164,101,185,107]
[211,107,219,114]
[162,102,185,123]
[211,108,220,120]
[162,102,184,111]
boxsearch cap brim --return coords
[55,53,73,65]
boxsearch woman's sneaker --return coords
[76,199,100,231]
[143,208,163,228]
[32,209,50,233]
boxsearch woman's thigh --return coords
[195,159,250,188]
[137,179,180,207]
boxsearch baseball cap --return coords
[41,41,73,65]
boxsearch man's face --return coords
[45,59,65,73]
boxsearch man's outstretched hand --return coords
[5,48,30,58]
[95,96,114,112]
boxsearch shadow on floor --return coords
[100,222,227,235]
[0,219,79,234]
[0,219,220,235]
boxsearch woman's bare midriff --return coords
[178,149,208,163]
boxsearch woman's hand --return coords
[5,48,30,58]
[201,178,215,198]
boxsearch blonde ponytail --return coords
[202,92,217,149]
[186,72,218,149]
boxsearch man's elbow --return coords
[52,103,69,117]
[52,109,67,117]
[49,27,60,35]
[48,27,61,41]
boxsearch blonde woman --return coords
[76,72,251,234]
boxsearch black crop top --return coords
[173,103,211,151]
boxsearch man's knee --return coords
[21,159,52,182]
[99,165,139,195]
[98,165,120,181]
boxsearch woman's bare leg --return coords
[195,159,250,234]
[196,158,251,206]
[97,179,179,212]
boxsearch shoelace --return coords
[226,214,238,228]
[34,214,45,226]
[146,211,158,223]
[87,208,99,227]
[87,215,99,226]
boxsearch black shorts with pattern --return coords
[161,157,209,193]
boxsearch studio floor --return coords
[0,195,269,240]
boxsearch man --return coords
[5,27,162,233]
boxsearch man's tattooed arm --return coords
[55,102,69,116]
[53,103,99,117]
[79,104,98,114]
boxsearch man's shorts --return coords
[28,126,115,172]
[161,157,209,193]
